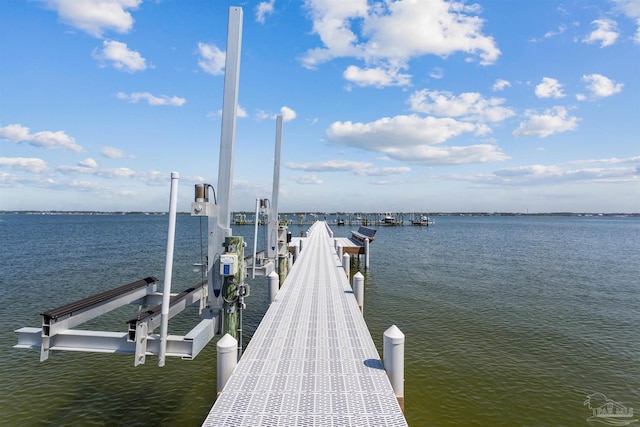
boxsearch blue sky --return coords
[1,0,638,213]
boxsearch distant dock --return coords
[233,211,434,226]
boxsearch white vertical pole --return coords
[267,115,283,261]
[208,6,243,307]
[159,171,179,367]
[353,271,364,313]
[217,6,243,232]
[384,325,405,411]
[342,252,350,277]
[364,238,370,269]
[252,197,259,279]
[217,333,238,394]
[268,271,279,303]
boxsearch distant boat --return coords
[382,213,403,226]
[411,214,434,226]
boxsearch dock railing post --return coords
[384,325,405,412]
[353,272,364,312]
[217,333,238,395]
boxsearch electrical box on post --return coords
[220,254,238,276]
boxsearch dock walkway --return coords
[203,221,407,426]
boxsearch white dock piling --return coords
[159,171,179,367]
[353,272,364,313]
[384,325,405,412]
[342,252,350,277]
[365,237,370,268]
[217,333,238,395]
[268,271,279,303]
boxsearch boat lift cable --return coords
[207,184,217,205]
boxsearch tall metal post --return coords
[267,115,283,261]
[252,198,260,279]
[159,172,179,367]
[207,7,243,313]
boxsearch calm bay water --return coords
[1,214,638,426]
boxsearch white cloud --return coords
[492,79,511,92]
[429,67,444,79]
[94,40,147,72]
[286,160,374,173]
[302,0,500,87]
[0,172,55,188]
[387,143,510,165]
[100,146,126,158]
[55,163,203,188]
[0,157,49,173]
[212,105,248,118]
[41,0,142,37]
[612,0,640,42]
[446,156,640,187]
[567,155,640,166]
[78,157,98,168]
[408,89,515,123]
[301,0,367,69]
[280,106,297,122]
[293,175,323,185]
[197,42,226,75]
[117,91,186,106]
[355,166,411,176]
[582,73,624,98]
[326,115,508,165]
[0,123,83,152]
[286,160,410,178]
[529,23,578,43]
[256,0,275,23]
[513,106,580,138]
[583,19,619,47]
[490,164,637,184]
[343,65,411,87]
[535,77,565,98]
[255,106,297,122]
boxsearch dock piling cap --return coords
[384,325,405,344]
[217,333,238,353]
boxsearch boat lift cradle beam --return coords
[15,277,217,364]
[15,316,217,362]
[37,277,157,361]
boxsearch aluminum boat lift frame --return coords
[15,6,284,366]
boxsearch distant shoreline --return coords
[1,210,638,217]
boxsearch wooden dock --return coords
[202,221,407,426]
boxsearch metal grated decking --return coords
[202,221,407,426]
